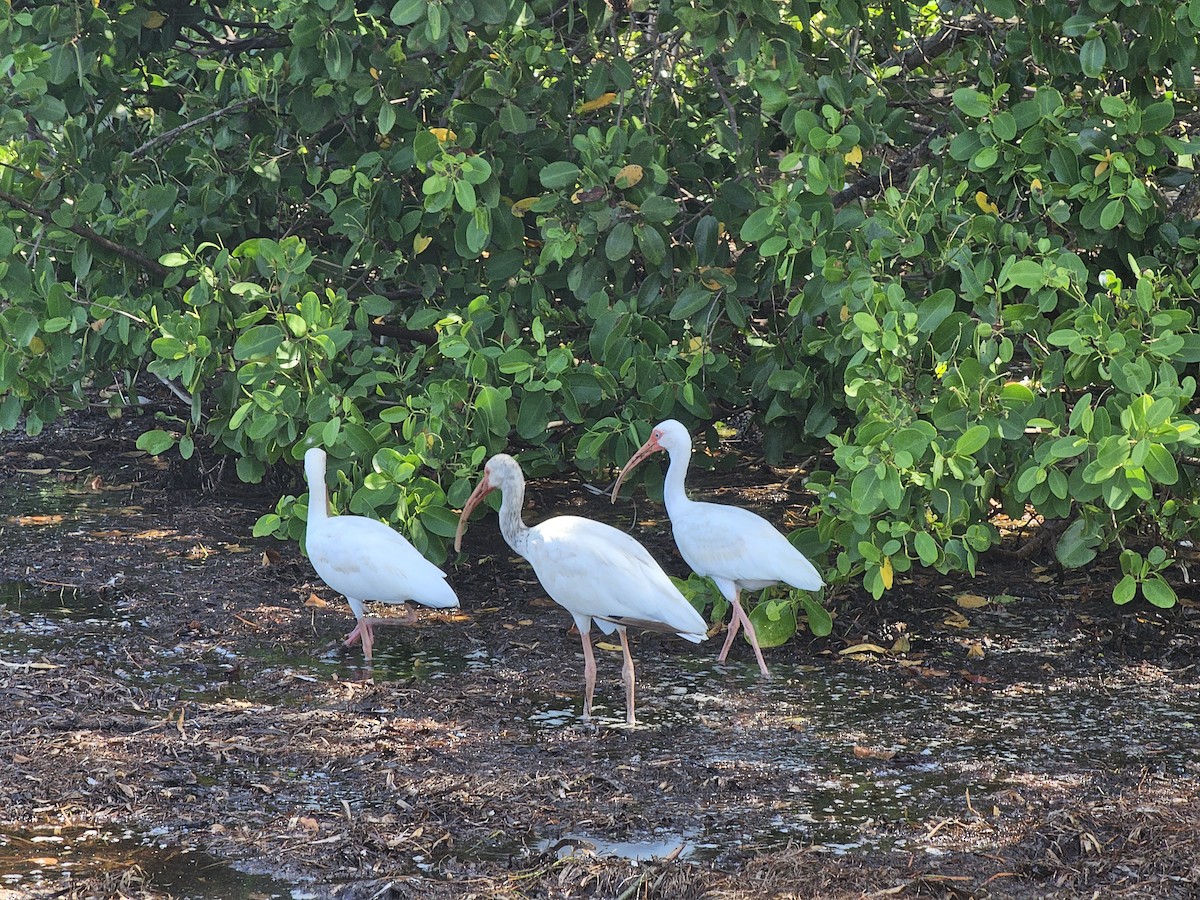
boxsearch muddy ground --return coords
[0,412,1198,899]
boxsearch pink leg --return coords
[736,597,771,678]
[717,612,742,662]
[717,590,771,678]
[343,619,376,660]
[342,606,417,660]
[618,629,636,726]
[579,628,597,719]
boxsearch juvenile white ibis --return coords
[304,447,459,660]
[455,453,706,726]
[611,419,823,677]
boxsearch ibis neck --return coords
[497,482,531,556]
[306,462,329,525]
[662,445,692,518]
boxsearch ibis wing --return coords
[524,516,706,638]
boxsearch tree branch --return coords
[130,98,258,159]
[831,125,945,208]
[367,322,437,346]
[892,9,993,73]
[0,188,176,279]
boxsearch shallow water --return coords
[0,825,309,899]
[2,469,1199,882]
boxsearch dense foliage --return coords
[3,0,1199,632]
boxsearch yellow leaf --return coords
[370,67,380,80]
[1094,159,1109,177]
[975,191,1000,215]
[891,635,911,653]
[844,145,863,165]
[596,641,622,652]
[839,305,850,322]
[1031,177,1043,191]
[840,642,890,655]
[956,593,989,609]
[880,555,894,590]
[944,611,971,628]
[144,10,166,28]
[429,127,456,143]
[578,92,617,113]
[27,336,45,354]
[614,164,643,189]
[966,641,986,659]
[510,197,539,217]
[413,234,432,254]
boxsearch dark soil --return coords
[1,412,1198,899]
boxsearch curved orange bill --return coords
[454,475,493,552]
[609,436,663,503]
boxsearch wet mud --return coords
[1,414,1198,898]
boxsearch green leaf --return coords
[1055,518,1100,568]
[499,104,530,134]
[540,161,582,190]
[233,324,285,360]
[669,285,712,320]
[1099,199,1124,230]
[1003,259,1044,290]
[636,224,666,265]
[136,429,176,456]
[1144,444,1178,485]
[378,102,396,136]
[598,221,632,263]
[694,215,719,266]
[1080,36,1106,78]
[747,598,797,647]
[390,0,425,25]
[914,531,939,566]
[1112,574,1137,605]
[1141,576,1177,609]
[474,385,509,436]
[955,424,991,456]
[800,595,833,637]
[740,206,778,243]
[158,252,190,267]
[952,88,992,118]
[1141,100,1174,134]
[253,513,282,538]
[638,195,677,222]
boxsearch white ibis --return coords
[304,447,459,660]
[455,453,706,726]
[611,419,823,677]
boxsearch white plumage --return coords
[455,453,706,725]
[612,419,823,676]
[304,447,459,660]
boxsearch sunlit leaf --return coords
[975,191,1000,215]
[614,164,643,188]
[578,92,617,113]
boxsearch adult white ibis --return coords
[611,419,823,677]
[455,453,706,726]
[304,447,459,660]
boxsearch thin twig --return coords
[131,98,257,159]
[831,125,945,208]
[0,188,176,278]
[707,63,740,150]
